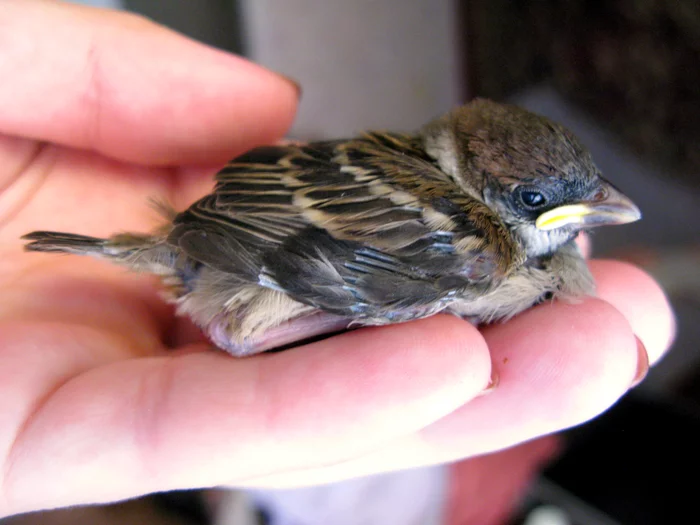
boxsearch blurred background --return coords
[4,1,698,524]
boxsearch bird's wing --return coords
[168,133,520,318]
[295,132,517,267]
[168,143,323,279]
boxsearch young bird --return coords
[23,99,641,356]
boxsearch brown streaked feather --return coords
[167,133,521,319]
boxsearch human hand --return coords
[0,0,674,517]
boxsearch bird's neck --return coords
[513,224,577,258]
[421,131,485,203]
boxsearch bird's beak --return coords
[535,183,641,231]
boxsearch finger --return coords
[0,256,170,352]
[239,297,639,487]
[0,258,173,460]
[575,232,591,258]
[455,297,637,452]
[278,257,678,486]
[0,144,177,245]
[590,260,675,364]
[445,435,561,525]
[0,0,298,165]
[2,315,491,514]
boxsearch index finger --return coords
[0,0,299,165]
[1,315,491,514]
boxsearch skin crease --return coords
[0,0,675,520]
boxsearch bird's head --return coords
[422,99,641,257]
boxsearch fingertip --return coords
[575,232,591,258]
[245,299,645,482]
[0,1,299,165]
[631,336,650,388]
[590,260,676,364]
[88,25,300,165]
[482,298,638,426]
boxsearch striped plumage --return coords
[23,99,640,356]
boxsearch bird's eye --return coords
[519,190,547,208]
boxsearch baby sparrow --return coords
[23,99,640,356]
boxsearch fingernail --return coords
[477,368,500,397]
[631,336,649,388]
[276,72,302,100]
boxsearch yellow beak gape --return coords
[535,205,593,231]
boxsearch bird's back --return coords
[166,133,517,321]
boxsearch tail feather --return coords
[21,230,177,275]
[22,231,108,255]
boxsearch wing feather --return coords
[168,133,520,319]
